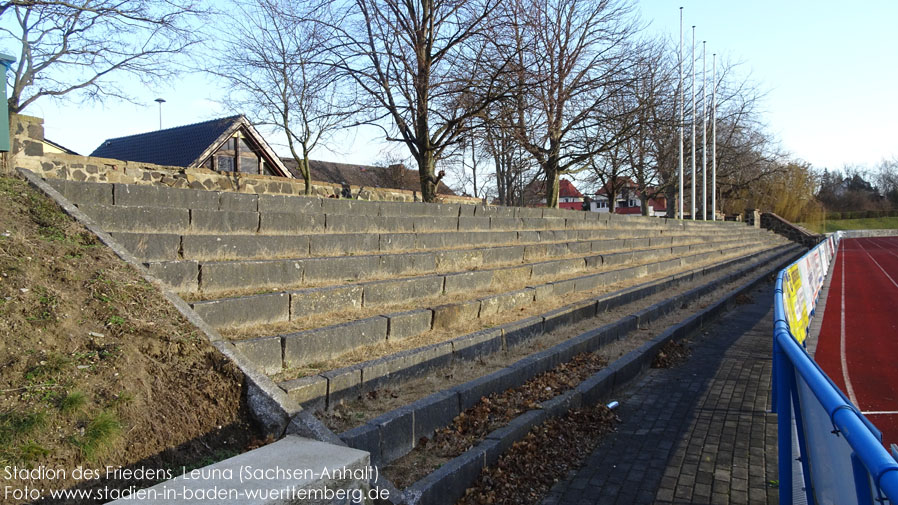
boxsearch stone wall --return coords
[9,114,481,204]
[761,212,822,248]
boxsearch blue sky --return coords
[21,1,898,173]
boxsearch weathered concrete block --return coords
[233,335,283,375]
[432,301,481,330]
[411,389,460,443]
[199,259,304,293]
[386,309,433,340]
[531,283,555,302]
[458,204,476,217]
[530,260,562,279]
[479,289,535,318]
[481,245,524,265]
[455,367,522,411]
[280,375,328,408]
[310,233,380,256]
[47,179,113,206]
[113,183,219,209]
[258,212,325,234]
[146,260,198,292]
[405,446,484,505]
[542,300,597,333]
[181,234,310,261]
[321,198,377,215]
[376,252,437,277]
[413,216,458,232]
[380,233,417,252]
[576,368,615,405]
[192,292,290,329]
[361,342,453,391]
[490,265,532,289]
[322,367,363,405]
[501,316,544,348]
[291,285,363,317]
[300,255,376,283]
[106,436,370,505]
[190,209,260,233]
[340,423,382,466]
[550,278,576,296]
[573,273,603,293]
[540,390,582,418]
[282,316,389,366]
[434,249,483,271]
[219,192,258,212]
[457,216,491,231]
[375,406,414,464]
[514,207,544,218]
[443,270,494,295]
[79,204,189,233]
[483,409,547,466]
[363,276,444,307]
[256,194,322,213]
[326,214,415,233]
[110,232,180,261]
[450,328,503,360]
[490,217,523,230]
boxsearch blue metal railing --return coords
[773,232,898,504]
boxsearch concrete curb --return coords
[336,245,803,470]
[17,168,303,437]
[400,247,805,505]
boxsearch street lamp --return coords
[154,98,166,130]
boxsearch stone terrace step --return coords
[109,226,758,263]
[278,244,801,410]
[166,232,779,296]
[221,241,786,374]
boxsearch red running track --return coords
[815,236,898,447]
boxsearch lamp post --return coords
[154,98,166,130]
[678,7,684,220]
[691,25,696,220]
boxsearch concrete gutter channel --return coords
[394,246,804,505]
[18,169,800,504]
[278,242,797,407]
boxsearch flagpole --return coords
[712,52,717,221]
[702,40,707,220]
[691,25,696,220]
[678,7,684,220]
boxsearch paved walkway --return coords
[543,283,779,505]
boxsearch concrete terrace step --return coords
[281,243,802,412]
[108,226,763,263]
[220,241,787,374]
[74,201,708,237]
[169,232,781,297]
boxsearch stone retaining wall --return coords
[760,212,822,248]
[9,114,480,204]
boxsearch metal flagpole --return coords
[691,26,696,220]
[702,41,707,220]
[678,7,684,220]
[712,52,717,221]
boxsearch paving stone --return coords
[542,284,780,505]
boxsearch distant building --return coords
[42,138,78,155]
[591,178,667,217]
[522,178,586,210]
[281,158,457,196]
[90,115,292,177]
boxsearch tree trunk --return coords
[545,170,559,208]
[641,196,649,216]
[300,157,312,195]
[418,152,437,203]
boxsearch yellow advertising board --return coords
[783,263,809,344]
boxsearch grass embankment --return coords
[0,176,261,503]
[799,216,898,234]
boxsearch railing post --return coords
[776,338,794,505]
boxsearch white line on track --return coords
[840,248,859,407]
[857,239,898,290]
[861,411,898,416]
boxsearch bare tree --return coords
[209,0,353,194]
[3,0,204,114]
[326,0,509,202]
[503,0,638,208]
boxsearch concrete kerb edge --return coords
[392,244,804,505]
[17,168,304,437]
